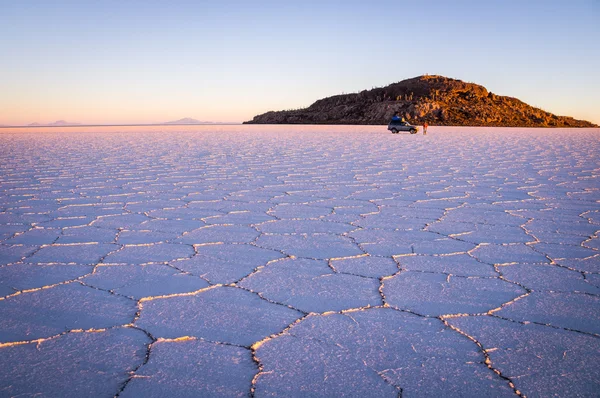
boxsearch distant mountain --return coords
[164,117,212,125]
[245,75,597,127]
[48,120,80,126]
[27,120,81,126]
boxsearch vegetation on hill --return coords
[244,75,596,127]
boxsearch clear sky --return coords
[1,0,599,125]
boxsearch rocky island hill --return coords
[244,75,596,127]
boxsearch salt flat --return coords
[0,125,599,397]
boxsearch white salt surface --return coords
[0,125,599,396]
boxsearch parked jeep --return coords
[388,120,419,134]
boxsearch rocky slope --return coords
[244,75,596,127]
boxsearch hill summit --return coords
[244,75,596,127]
[164,118,206,125]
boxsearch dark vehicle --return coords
[388,120,419,134]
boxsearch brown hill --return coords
[244,75,596,127]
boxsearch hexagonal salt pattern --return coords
[0,126,598,396]
[239,258,381,312]
[0,282,137,343]
[447,315,600,397]
[0,328,150,398]
[120,339,256,398]
[383,271,527,316]
[254,309,515,397]
[135,286,302,346]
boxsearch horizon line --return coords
[0,122,244,129]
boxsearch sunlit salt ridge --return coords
[0,125,599,397]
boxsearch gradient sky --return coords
[1,0,599,125]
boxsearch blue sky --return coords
[1,0,598,125]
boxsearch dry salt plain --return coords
[0,125,599,397]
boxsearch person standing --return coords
[423,122,428,135]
